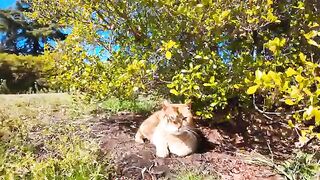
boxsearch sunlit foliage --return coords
[26,0,320,142]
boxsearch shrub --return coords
[26,0,320,142]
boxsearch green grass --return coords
[279,151,320,180]
[100,96,159,115]
[0,93,114,179]
[173,169,219,180]
[245,151,320,180]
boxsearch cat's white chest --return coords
[167,132,198,157]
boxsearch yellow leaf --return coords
[169,89,179,95]
[299,52,306,62]
[255,69,263,80]
[196,4,204,8]
[295,75,305,83]
[246,85,259,94]
[194,55,202,59]
[307,39,320,48]
[304,30,318,39]
[282,81,289,91]
[308,126,314,131]
[268,45,277,53]
[303,88,312,96]
[316,133,320,140]
[313,109,320,126]
[279,38,286,46]
[285,99,295,105]
[297,1,305,9]
[285,67,297,77]
[166,40,176,49]
[221,10,230,19]
[306,106,314,116]
[290,86,301,99]
[288,120,294,128]
[233,84,242,89]
[301,130,307,137]
[165,51,172,60]
[299,136,309,144]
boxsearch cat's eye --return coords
[182,117,187,121]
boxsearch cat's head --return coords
[162,100,193,125]
[161,101,188,135]
[172,101,192,118]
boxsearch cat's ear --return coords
[185,101,192,109]
[162,100,170,110]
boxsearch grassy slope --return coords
[0,93,114,179]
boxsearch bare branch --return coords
[253,94,305,116]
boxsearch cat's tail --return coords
[184,127,216,153]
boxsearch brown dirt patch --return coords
[92,112,285,179]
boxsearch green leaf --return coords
[285,67,297,77]
[246,85,259,94]
[209,76,215,83]
[285,99,295,105]
[165,51,172,59]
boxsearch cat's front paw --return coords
[156,148,169,158]
[135,136,144,143]
[135,132,145,143]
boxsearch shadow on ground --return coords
[92,112,288,180]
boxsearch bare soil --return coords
[93,112,288,180]
[4,93,317,179]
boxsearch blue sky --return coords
[0,0,113,60]
[0,0,16,9]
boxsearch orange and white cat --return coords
[151,104,198,157]
[135,100,193,143]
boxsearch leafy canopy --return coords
[26,0,320,142]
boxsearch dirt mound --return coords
[93,113,283,179]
